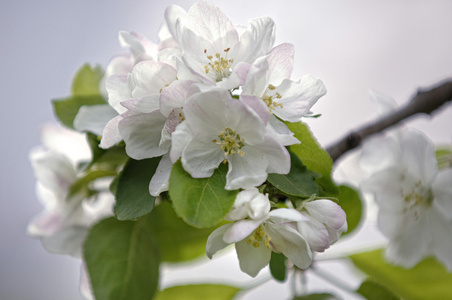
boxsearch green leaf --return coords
[114,157,161,221]
[436,146,452,169]
[267,151,318,198]
[52,94,106,129]
[357,280,400,300]
[84,216,160,300]
[72,64,104,96]
[169,161,239,228]
[293,293,339,300]
[269,252,287,282]
[155,284,240,300]
[148,201,214,262]
[285,122,338,195]
[350,249,452,300]
[337,185,363,237]
[86,133,127,170]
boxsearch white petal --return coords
[269,208,307,223]
[223,218,265,244]
[267,43,294,85]
[429,206,452,271]
[41,226,88,257]
[169,121,192,162]
[181,138,224,178]
[432,168,452,219]
[27,210,64,237]
[149,154,173,196]
[74,104,118,136]
[131,61,177,98]
[161,5,186,44]
[119,111,169,159]
[237,17,275,63]
[206,223,234,259]
[235,239,271,277]
[273,75,327,122]
[267,224,312,269]
[226,147,269,190]
[297,217,331,252]
[121,96,160,114]
[304,200,347,231]
[106,74,133,114]
[99,114,124,149]
[160,79,195,117]
[240,95,269,125]
[266,115,300,146]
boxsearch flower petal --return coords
[235,239,271,277]
[149,153,173,196]
[206,223,234,259]
[73,104,118,136]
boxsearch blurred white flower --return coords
[361,128,452,271]
[206,188,312,277]
[28,124,114,257]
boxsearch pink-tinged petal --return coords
[149,154,173,196]
[240,95,269,125]
[160,79,195,117]
[274,75,327,122]
[178,1,239,55]
[223,218,265,244]
[181,138,224,178]
[30,150,76,193]
[160,110,180,150]
[41,226,88,257]
[119,111,169,160]
[226,147,269,190]
[169,121,192,162]
[304,200,347,231]
[399,129,438,185]
[237,17,275,63]
[99,114,126,149]
[269,208,307,223]
[206,223,234,259]
[73,104,118,136]
[266,115,300,146]
[267,224,312,269]
[297,217,330,252]
[235,239,271,277]
[80,264,94,300]
[252,136,290,174]
[121,96,160,114]
[131,61,177,97]
[27,210,64,237]
[218,62,251,89]
[432,169,452,219]
[119,31,156,60]
[106,74,133,114]
[267,43,294,85]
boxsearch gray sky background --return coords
[1,1,451,299]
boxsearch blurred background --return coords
[1,0,451,299]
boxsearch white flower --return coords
[170,87,290,190]
[175,1,275,89]
[28,125,114,257]
[297,200,347,253]
[361,128,452,271]
[242,43,327,122]
[206,188,312,277]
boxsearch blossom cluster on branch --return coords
[28,1,452,300]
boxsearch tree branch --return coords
[326,79,452,162]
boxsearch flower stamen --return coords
[204,48,234,81]
[247,225,271,249]
[262,84,283,113]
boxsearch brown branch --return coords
[326,79,452,162]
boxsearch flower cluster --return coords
[78,1,326,194]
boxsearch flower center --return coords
[262,84,283,113]
[247,225,271,249]
[204,48,234,81]
[404,181,434,210]
[212,126,245,163]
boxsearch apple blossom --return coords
[170,87,290,190]
[361,128,452,271]
[206,188,312,277]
